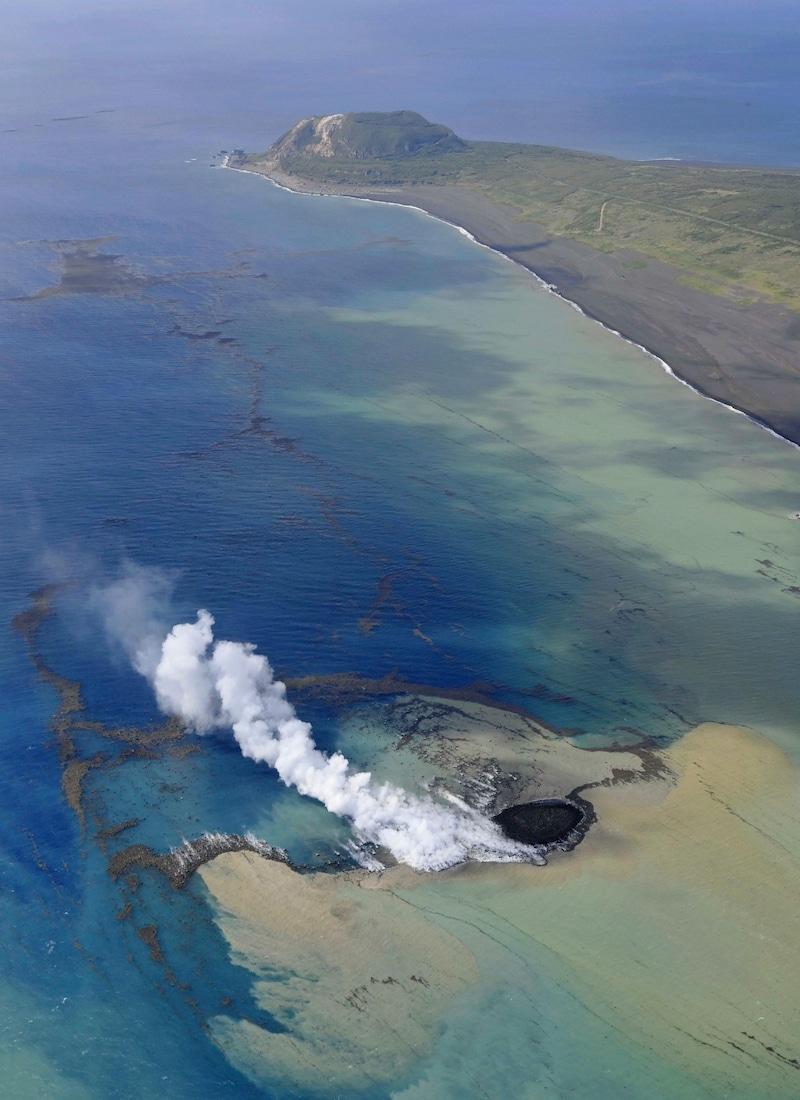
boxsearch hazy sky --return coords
[2,0,798,161]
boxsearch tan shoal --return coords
[452,723,800,1095]
[201,722,800,1096]
[200,854,478,1093]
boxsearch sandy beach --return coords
[200,710,800,1096]
[244,165,800,447]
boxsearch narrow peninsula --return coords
[230,110,800,444]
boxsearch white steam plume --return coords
[97,574,537,871]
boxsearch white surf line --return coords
[220,159,800,455]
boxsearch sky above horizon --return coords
[1,0,798,163]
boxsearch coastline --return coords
[226,160,800,449]
[200,719,800,1096]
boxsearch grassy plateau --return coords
[237,111,800,310]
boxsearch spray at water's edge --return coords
[95,571,542,870]
[147,610,542,871]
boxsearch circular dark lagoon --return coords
[493,799,584,847]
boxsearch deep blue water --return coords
[1,3,799,1096]
[2,0,799,165]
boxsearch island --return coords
[229,110,800,444]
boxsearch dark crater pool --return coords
[493,799,584,847]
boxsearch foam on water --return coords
[1,31,800,1094]
[99,588,541,871]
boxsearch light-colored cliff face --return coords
[312,114,345,156]
[273,114,345,158]
[266,111,467,163]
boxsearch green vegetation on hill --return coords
[269,110,465,160]
[240,112,800,309]
[335,111,466,157]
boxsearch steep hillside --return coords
[235,111,800,309]
[268,111,466,161]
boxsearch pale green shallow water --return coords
[3,137,799,1097]
[201,189,800,1099]
[298,204,800,749]
[3,3,800,1092]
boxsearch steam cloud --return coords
[97,570,537,871]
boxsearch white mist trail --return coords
[127,607,536,871]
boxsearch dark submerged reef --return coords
[10,584,603,1056]
[12,586,288,886]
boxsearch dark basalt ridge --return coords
[108,832,289,889]
[493,798,585,848]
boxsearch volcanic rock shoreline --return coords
[230,158,800,448]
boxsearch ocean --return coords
[2,2,800,1096]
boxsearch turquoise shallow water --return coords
[2,138,799,1094]
[2,26,800,1095]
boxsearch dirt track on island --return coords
[257,167,800,446]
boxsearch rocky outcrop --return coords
[265,110,466,162]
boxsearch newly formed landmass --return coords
[230,110,800,444]
[201,713,800,1096]
[16,572,800,1092]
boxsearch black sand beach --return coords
[253,168,800,447]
